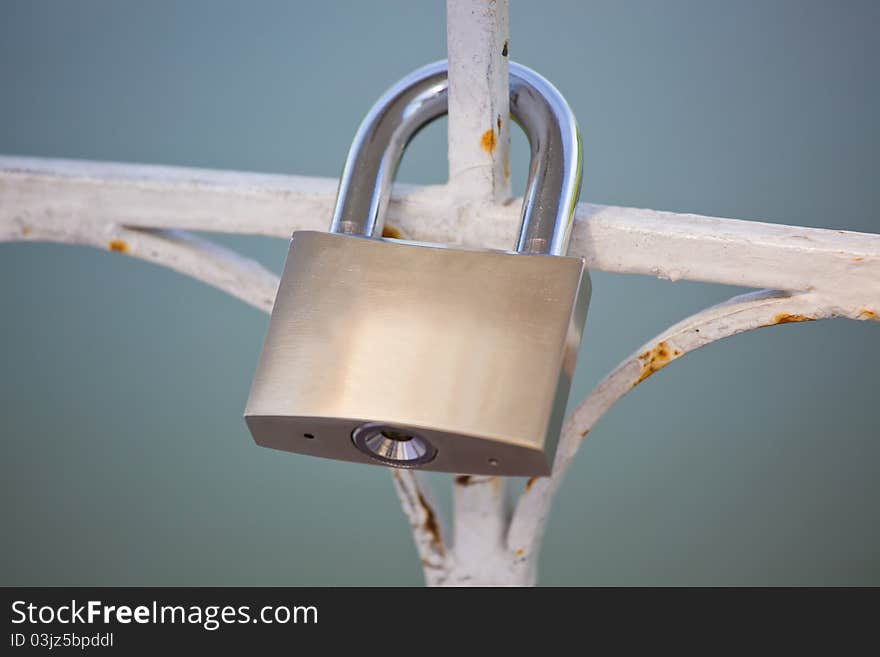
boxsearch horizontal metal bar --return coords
[2,155,878,309]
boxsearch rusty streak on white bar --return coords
[446,0,511,203]
[444,0,513,586]
[3,155,879,309]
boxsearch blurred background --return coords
[1,0,877,585]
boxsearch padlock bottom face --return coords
[246,416,559,476]
[245,231,590,476]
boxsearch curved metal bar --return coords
[329,60,582,256]
[507,289,879,559]
[2,221,449,584]
[3,223,281,312]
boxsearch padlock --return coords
[245,60,589,476]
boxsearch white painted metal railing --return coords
[1,0,877,585]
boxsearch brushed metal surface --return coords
[245,231,590,475]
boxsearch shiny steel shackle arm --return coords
[329,60,583,257]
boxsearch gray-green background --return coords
[1,1,878,585]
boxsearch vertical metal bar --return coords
[446,0,513,583]
[446,0,511,203]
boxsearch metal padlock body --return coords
[246,61,590,476]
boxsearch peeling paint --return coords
[634,340,681,385]
[480,128,497,154]
[108,239,129,253]
[772,313,815,325]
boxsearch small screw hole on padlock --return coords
[303,433,315,440]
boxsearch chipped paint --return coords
[634,340,681,385]
[480,128,496,154]
[772,313,815,325]
[455,475,472,486]
[501,40,509,57]
[108,239,129,253]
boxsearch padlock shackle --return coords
[329,60,582,257]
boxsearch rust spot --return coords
[772,313,815,325]
[852,256,864,262]
[525,477,539,491]
[417,491,444,554]
[514,548,525,557]
[634,340,680,386]
[580,428,590,438]
[382,224,403,239]
[480,128,497,154]
[496,114,502,133]
[108,239,129,253]
[503,160,510,180]
[502,40,509,57]
[857,308,878,321]
[21,226,31,236]
[456,475,501,489]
